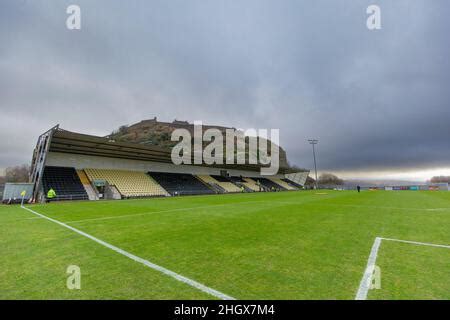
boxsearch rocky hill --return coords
[107,118,290,168]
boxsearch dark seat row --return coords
[210,175,232,182]
[254,178,287,191]
[282,178,303,188]
[42,166,88,201]
[228,176,245,183]
[148,172,215,196]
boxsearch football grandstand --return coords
[2,123,449,300]
[27,125,308,203]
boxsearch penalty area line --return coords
[20,205,235,300]
[355,236,450,300]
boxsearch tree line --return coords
[0,165,30,184]
[429,176,450,183]
[304,173,345,187]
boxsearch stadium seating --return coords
[148,172,214,196]
[77,170,98,200]
[210,175,231,182]
[42,166,89,201]
[226,177,254,192]
[241,178,261,192]
[40,167,300,202]
[211,175,244,193]
[197,175,242,193]
[77,170,91,185]
[269,178,298,190]
[282,178,303,189]
[84,168,169,198]
[255,177,287,191]
[228,176,245,183]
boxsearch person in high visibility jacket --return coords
[47,188,57,203]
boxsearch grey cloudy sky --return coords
[1,0,449,180]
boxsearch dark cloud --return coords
[1,0,449,178]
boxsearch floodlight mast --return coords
[308,139,319,189]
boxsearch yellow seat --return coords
[84,168,169,197]
[77,170,91,185]
[242,178,260,192]
[196,175,241,193]
[269,178,297,190]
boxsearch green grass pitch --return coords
[1,190,449,299]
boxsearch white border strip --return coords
[355,237,382,300]
[21,205,235,300]
[382,237,450,249]
[355,236,450,300]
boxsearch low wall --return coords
[2,183,34,201]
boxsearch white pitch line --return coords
[355,237,382,300]
[356,236,450,300]
[20,205,235,300]
[381,237,450,249]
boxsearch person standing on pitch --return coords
[357,185,361,193]
[47,188,57,203]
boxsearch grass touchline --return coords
[1,190,449,299]
[20,205,235,300]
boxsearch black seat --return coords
[149,172,214,196]
[254,177,287,191]
[42,166,88,201]
[282,178,302,188]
